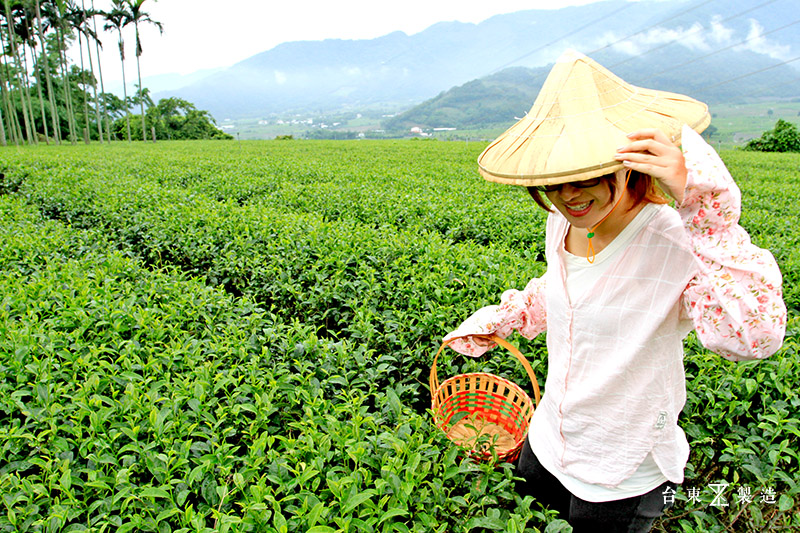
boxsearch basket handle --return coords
[430,334,541,406]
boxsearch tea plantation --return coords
[0,140,797,532]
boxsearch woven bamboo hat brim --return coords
[477,49,711,186]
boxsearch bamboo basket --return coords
[430,335,541,462]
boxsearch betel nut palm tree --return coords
[103,0,130,141]
[125,0,161,142]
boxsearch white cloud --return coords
[600,22,710,55]
[736,19,792,60]
[708,15,734,44]
[600,15,792,61]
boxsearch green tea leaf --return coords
[342,489,377,515]
[141,487,171,499]
[778,493,794,511]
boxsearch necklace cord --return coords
[586,169,633,264]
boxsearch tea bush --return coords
[1,140,797,532]
[5,153,546,398]
[743,119,800,153]
[0,196,559,531]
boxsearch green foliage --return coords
[21,58,100,142]
[727,148,800,314]
[109,98,233,141]
[101,92,129,120]
[0,193,551,531]
[662,338,800,532]
[744,119,800,153]
[147,97,233,141]
[0,140,797,531]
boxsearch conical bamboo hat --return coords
[477,49,710,186]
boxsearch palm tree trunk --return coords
[85,35,102,143]
[0,25,23,145]
[59,48,77,143]
[21,46,42,143]
[0,29,15,144]
[76,19,91,143]
[0,94,6,145]
[0,42,22,145]
[18,38,39,143]
[91,3,110,142]
[29,40,50,144]
[54,19,78,143]
[2,68,23,144]
[16,51,35,144]
[0,47,7,145]
[4,0,34,144]
[134,21,145,141]
[81,0,102,142]
[135,57,145,141]
[35,0,61,144]
[135,56,145,141]
[116,28,130,142]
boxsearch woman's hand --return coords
[614,129,687,204]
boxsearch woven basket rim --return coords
[433,371,531,399]
[432,371,534,418]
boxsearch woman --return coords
[444,50,786,531]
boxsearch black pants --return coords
[516,439,675,532]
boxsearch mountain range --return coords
[158,0,800,122]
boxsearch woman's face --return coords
[544,170,628,229]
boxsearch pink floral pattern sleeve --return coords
[679,126,786,361]
[443,275,547,356]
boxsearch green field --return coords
[707,102,800,148]
[221,100,800,147]
[0,140,798,532]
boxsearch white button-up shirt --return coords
[445,126,786,488]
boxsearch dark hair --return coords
[525,170,670,212]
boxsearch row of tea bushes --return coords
[723,149,800,314]
[8,160,547,396]
[0,141,547,251]
[0,196,562,532]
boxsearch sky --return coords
[81,0,604,86]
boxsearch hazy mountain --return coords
[160,0,800,120]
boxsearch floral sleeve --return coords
[443,274,548,357]
[679,126,786,361]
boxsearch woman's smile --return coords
[564,200,594,218]
[547,181,614,228]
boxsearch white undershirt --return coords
[563,202,659,304]
[532,202,669,502]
